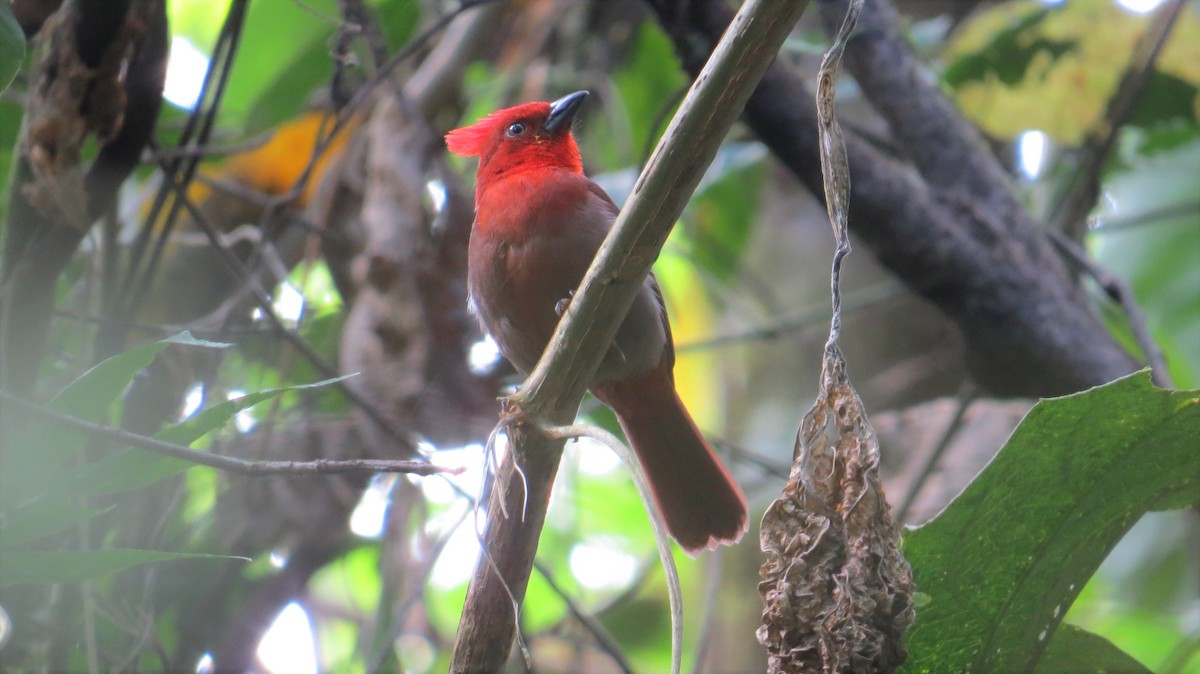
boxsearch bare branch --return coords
[0,390,456,477]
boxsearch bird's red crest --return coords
[443,119,490,157]
[445,102,551,158]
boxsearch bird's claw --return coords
[498,394,526,424]
[554,290,575,317]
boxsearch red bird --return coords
[446,91,747,554]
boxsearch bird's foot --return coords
[554,289,575,317]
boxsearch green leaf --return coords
[73,373,357,495]
[1036,624,1152,674]
[221,0,418,134]
[0,502,113,548]
[619,21,687,145]
[0,98,23,216]
[0,333,229,506]
[47,331,228,422]
[218,1,334,132]
[1133,121,1200,156]
[940,2,1200,144]
[1128,71,1200,130]
[684,142,766,283]
[0,549,239,587]
[901,372,1200,673]
[0,0,23,95]
[942,7,1066,88]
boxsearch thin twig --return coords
[1048,0,1185,238]
[894,384,978,525]
[713,438,791,482]
[0,391,456,477]
[257,0,506,224]
[150,163,423,456]
[1093,199,1200,233]
[690,546,726,674]
[148,133,274,161]
[677,282,902,353]
[639,86,687,168]
[106,1,503,460]
[814,0,862,351]
[116,0,249,338]
[366,502,472,673]
[532,560,637,674]
[546,423,683,674]
[1048,230,1173,388]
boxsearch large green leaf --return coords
[942,1,1200,144]
[0,502,112,548]
[0,549,237,587]
[613,21,688,161]
[1036,624,1153,674]
[901,371,1199,673]
[45,332,227,421]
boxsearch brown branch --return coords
[73,0,131,67]
[646,0,1140,398]
[1096,199,1200,232]
[0,390,456,477]
[83,0,166,221]
[448,1,810,670]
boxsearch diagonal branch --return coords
[448,0,811,670]
[646,0,1140,398]
[1048,0,1186,238]
[0,390,454,477]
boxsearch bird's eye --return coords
[506,122,527,137]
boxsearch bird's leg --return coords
[554,289,575,317]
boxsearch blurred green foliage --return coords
[0,1,23,95]
[0,332,345,589]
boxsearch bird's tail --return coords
[593,369,748,555]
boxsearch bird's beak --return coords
[544,91,589,135]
